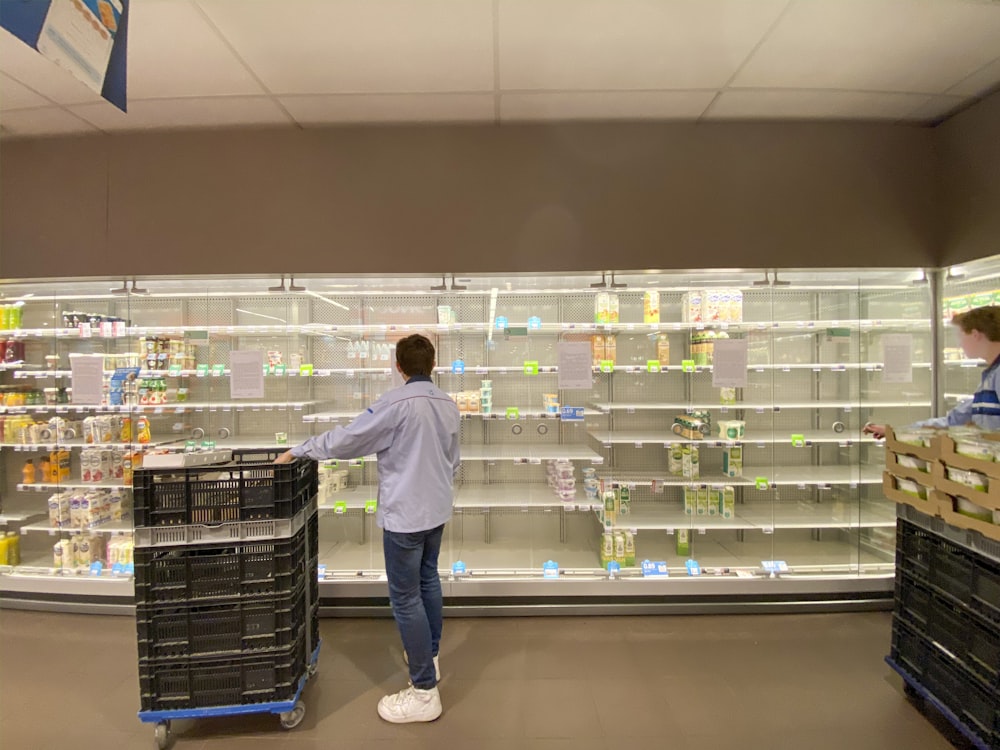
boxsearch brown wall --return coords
[938,91,1000,267]
[1,121,943,280]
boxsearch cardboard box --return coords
[937,434,1000,481]
[882,471,937,513]
[931,460,1000,513]
[884,426,939,463]
[932,490,1000,542]
[885,451,933,485]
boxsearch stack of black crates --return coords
[890,504,1000,750]
[133,450,319,719]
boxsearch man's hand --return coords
[863,423,887,440]
[274,450,296,464]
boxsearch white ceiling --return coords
[1,0,999,137]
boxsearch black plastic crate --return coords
[136,583,307,659]
[928,540,974,605]
[134,528,308,604]
[923,648,999,743]
[891,618,932,679]
[966,613,1000,689]
[899,521,934,577]
[895,572,933,628]
[972,559,1000,626]
[139,634,306,712]
[133,455,317,527]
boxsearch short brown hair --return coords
[953,306,1000,342]
[396,334,435,377]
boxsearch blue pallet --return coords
[885,655,994,750]
[138,641,320,725]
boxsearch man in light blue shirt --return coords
[866,306,1000,438]
[276,334,460,723]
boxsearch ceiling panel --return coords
[69,96,292,131]
[280,93,495,124]
[197,0,494,94]
[0,30,105,106]
[501,90,716,121]
[498,0,788,90]
[127,0,266,98]
[905,94,970,122]
[704,89,934,120]
[0,73,51,110]
[948,55,1000,97]
[733,0,1000,94]
[0,106,98,137]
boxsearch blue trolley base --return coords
[138,642,320,747]
[885,656,993,750]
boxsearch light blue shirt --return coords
[918,355,1000,431]
[291,376,460,533]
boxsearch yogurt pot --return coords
[956,497,993,522]
[895,478,927,499]
[946,467,988,491]
[954,440,995,462]
[897,455,930,473]
[895,428,937,447]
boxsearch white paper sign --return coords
[882,334,913,384]
[712,338,749,388]
[36,0,121,94]
[557,342,593,390]
[70,354,105,404]
[230,350,265,399]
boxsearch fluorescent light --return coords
[235,309,287,323]
[306,290,350,311]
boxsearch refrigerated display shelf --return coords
[20,521,134,536]
[17,480,129,491]
[616,500,896,532]
[304,406,601,424]
[598,465,883,487]
[0,512,40,525]
[460,445,604,462]
[591,400,931,412]
[588,430,880,446]
[0,401,318,415]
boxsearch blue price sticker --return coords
[495,316,508,330]
[641,560,669,577]
[606,561,621,574]
[451,359,465,374]
[89,561,104,577]
[685,560,702,576]
[542,560,559,579]
[318,564,327,581]
[528,316,542,329]
[452,560,466,574]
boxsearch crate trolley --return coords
[132,451,320,749]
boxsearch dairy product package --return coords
[602,532,614,562]
[682,291,704,323]
[595,292,610,324]
[697,486,710,516]
[684,485,698,515]
[676,528,690,556]
[48,492,70,527]
[592,335,605,366]
[895,477,927,499]
[657,334,670,366]
[608,294,620,324]
[706,485,719,516]
[704,289,724,322]
[956,496,993,522]
[604,335,617,365]
[719,486,736,519]
[946,467,988,491]
[614,532,626,562]
[896,455,930,473]
[643,291,660,323]
[727,289,744,322]
[723,445,743,477]
[624,531,636,566]
[682,445,700,479]
[668,444,684,476]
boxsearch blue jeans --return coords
[383,524,444,690]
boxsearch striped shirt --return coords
[919,355,1000,431]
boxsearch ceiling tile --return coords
[69,96,292,131]
[498,0,788,91]
[0,73,51,110]
[501,91,716,121]
[0,106,98,137]
[197,0,494,94]
[127,0,266,98]
[0,29,105,105]
[704,89,932,120]
[947,55,1000,97]
[733,0,1000,94]
[280,94,495,124]
[903,95,969,123]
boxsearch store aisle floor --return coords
[0,609,974,750]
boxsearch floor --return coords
[0,609,976,750]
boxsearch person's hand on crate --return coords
[863,423,887,440]
[274,450,296,464]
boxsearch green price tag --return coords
[791,434,805,447]
[349,457,365,467]
[211,364,225,377]
[275,364,287,376]
[334,501,348,515]
[364,500,377,515]
[682,360,695,373]
[196,364,209,377]
[646,360,660,373]
[167,364,182,377]
[506,407,520,420]
[524,360,539,375]
[299,364,314,377]
[184,440,197,452]
[755,477,770,490]
[201,440,216,449]
[600,360,614,373]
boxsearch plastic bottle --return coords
[22,460,35,484]
[5,532,20,566]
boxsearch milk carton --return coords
[696,486,710,516]
[624,531,636,566]
[643,291,660,324]
[595,292,610,324]
[669,444,684,476]
[720,486,736,519]
[723,445,743,477]
[676,528,690,556]
[682,291,704,323]
[608,293,620,324]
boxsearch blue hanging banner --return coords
[0,0,129,112]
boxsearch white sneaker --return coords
[377,685,442,724]
[403,651,441,681]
